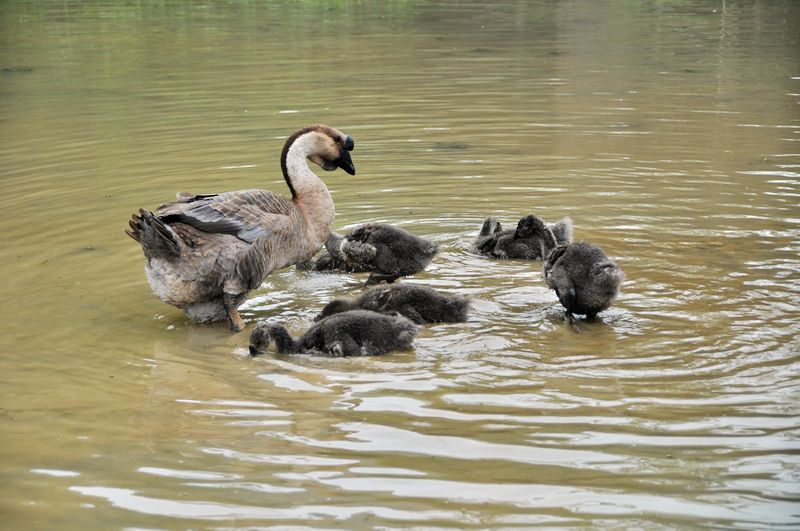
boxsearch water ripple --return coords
[3,1,800,528]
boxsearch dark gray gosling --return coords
[317,284,471,324]
[248,310,418,357]
[327,223,438,285]
[475,215,565,260]
[543,242,624,319]
[491,215,557,259]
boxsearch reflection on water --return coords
[1,0,799,528]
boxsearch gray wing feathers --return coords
[236,227,296,291]
[156,189,294,243]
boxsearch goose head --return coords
[308,125,356,175]
[282,124,356,177]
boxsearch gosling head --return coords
[515,215,544,239]
[248,322,272,356]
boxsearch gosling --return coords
[475,215,562,260]
[543,242,625,319]
[328,223,438,285]
[317,284,471,324]
[249,310,418,357]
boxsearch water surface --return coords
[1,1,799,528]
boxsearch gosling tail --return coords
[445,295,472,322]
[549,216,574,245]
[594,260,625,291]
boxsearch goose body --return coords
[127,125,356,331]
[474,215,568,260]
[327,223,438,285]
[317,284,471,324]
[543,242,624,318]
[248,310,418,357]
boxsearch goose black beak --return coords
[333,149,356,176]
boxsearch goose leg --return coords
[565,311,582,333]
[223,292,245,332]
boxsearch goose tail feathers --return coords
[126,209,180,260]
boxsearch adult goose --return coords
[248,310,418,357]
[127,125,356,331]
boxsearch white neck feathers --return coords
[285,133,326,197]
[282,132,335,246]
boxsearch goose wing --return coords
[155,189,295,243]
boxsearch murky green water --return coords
[2,1,799,528]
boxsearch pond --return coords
[1,1,799,528]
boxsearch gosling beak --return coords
[333,149,356,176]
